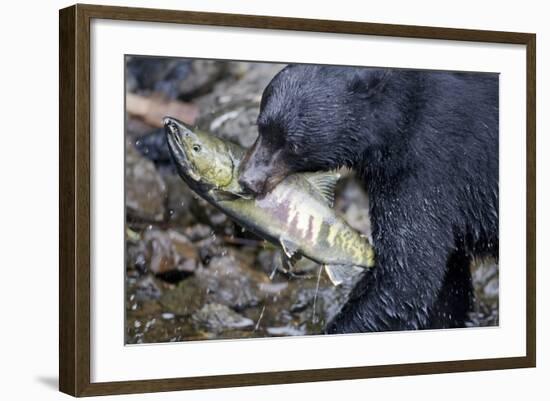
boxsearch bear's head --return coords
[238,64,396,195]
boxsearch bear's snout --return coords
[238,168,267,195]
[238,136,290,196]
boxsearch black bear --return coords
[238,65,499,333]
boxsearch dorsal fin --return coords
[304,172,340,207]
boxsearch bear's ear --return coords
[349,69,393,98]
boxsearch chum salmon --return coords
[164,117,375,285]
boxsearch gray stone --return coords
[125,141,167,222]
[192,303,254,332]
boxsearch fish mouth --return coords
[164,117,202,184]
[164,116,252,200]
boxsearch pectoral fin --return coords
[277,251,308,278]
[279,237,299,259]
[324,264,364,286]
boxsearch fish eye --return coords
[192,144,201,152]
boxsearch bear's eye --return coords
[192,144,201,152]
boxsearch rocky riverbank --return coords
[125,57,499,344]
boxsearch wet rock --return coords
[258,282,288,294]
[163,174,196,227]
[184,224,213,241]
[256,248,292,279]
[256,249,279,277]
[126,228,148,273]
[266,325,306,337]
[133,276,163,301]
[142,228,199,275]
[126,57,226,100]
[126,308,203,344]
[190,196,229,228]
[134,128,172,165]
[316,281,357,324]
[127,57,191,99]
[274,270,358,331]
[335,176,372,240]
[468,260,499,326]
[290,291,312,313]
[256,253,350,326]
[158,252,269,319]
[197,63,284,109]
[208,210,228,226]
[192,303,254,332]
[199,103,260,148]
[194,255,269,310]
[178,60,227,100]
[160,279,207,316]
[198,246,214,266]
[126,294,163,319]
[126,141,167,222]
[126,117,156,140]
[483,276,499,298]
[178,259,197,273]
[192,233,229,265]
[196,63,285,148]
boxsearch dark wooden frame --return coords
[59,3,536,397]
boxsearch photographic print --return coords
[59,5,535,395]
[124,57,499,344]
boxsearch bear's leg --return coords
[427,251,473,329]
[325,227,456,333]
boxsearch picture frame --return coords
[59,3,536,397]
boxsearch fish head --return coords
[164,117,235,192]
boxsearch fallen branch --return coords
[126,92,199,128]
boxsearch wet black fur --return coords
[255,65,499,332]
